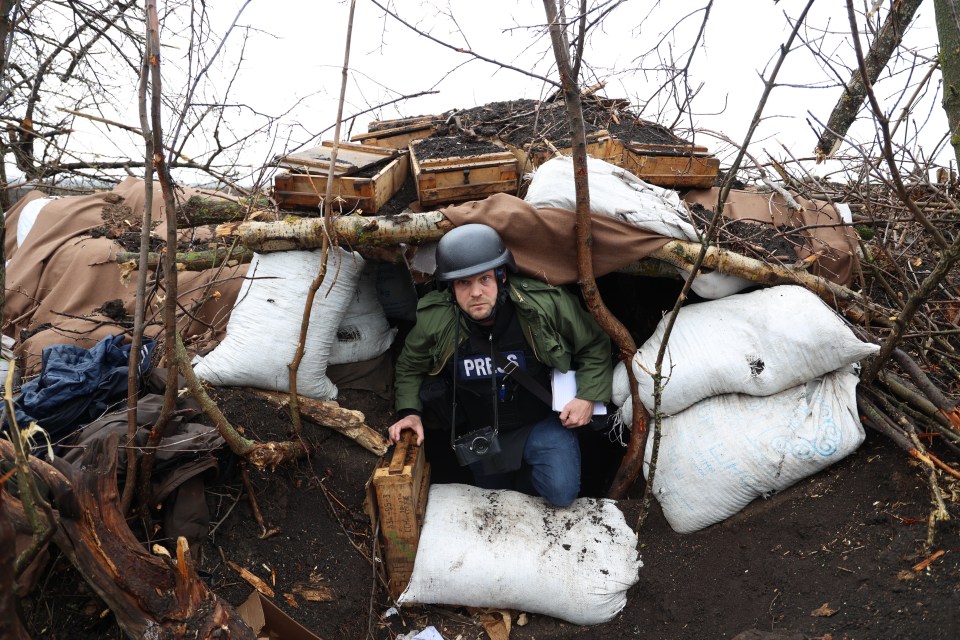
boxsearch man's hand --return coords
[387,414,425,445]
[559,398,594,429]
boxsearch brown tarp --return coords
[440,193,672,285]
[3,179,247,376]
[440,190,857,288]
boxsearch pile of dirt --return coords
[411,136,509,161]
[21,379,959,640]
[445,96,689,151]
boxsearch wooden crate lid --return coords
[622,140,713,157]
[277,141,400,177]
[352,120,438,144]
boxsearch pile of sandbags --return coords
[611,285,879,533]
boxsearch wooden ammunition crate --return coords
[409,138,519,206]
[351,116,438,150]
[505,129,617,172]
[370,431,430,599]
[611,140,720,189]
[273,142,409,214]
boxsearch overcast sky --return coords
[67,0,946,186]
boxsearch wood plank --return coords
[418,179,519,205]
[623,141,712,156]
[418,156,517,172]
[367,115,439,131]
[351,120,438,149]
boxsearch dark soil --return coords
[22,379,959,640]
[92,298,131,323]
[353,157,396,178]
[446,97,689,151]
[377,177,420,217]
[411,136,509,161]
[209,394,960,640]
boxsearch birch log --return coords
[246,389,389,456]
[116,244,405,271]
[218,211,873,320]
[649,240,885,326]
[217,210,451,252]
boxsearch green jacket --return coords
[394,275,612,414]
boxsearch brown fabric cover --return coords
[4,178,249,376]
[440,193,672,285]
[327,350,393,398]
[7,236,132,339]
[14,261,248,378]
[683,188,857,286]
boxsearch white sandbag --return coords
[644,368,865,534]
[632,285,879,415]
[0,335,14,385]
[611,375,635,430]
[525,156,753,298]
[524,155,699,241]
[676,267,755,300]
[328,264,397,365]
[399,484,642,625]
[611,360,630,407]
[192,248,361,399]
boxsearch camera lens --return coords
[472,436,490,455]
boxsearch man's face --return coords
[452,269,500,322]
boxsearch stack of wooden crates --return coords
[273,105,721,214]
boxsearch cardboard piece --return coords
[236,590,325,640]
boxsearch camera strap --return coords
[450,309,461,450]
[467,332,553,408]
[449,312,502,450]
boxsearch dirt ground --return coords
[21,374,959,640]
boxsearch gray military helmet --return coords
[434,224,517,281]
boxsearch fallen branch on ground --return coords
[247,389,389,456]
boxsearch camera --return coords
[453,426,501,466]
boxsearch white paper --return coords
[551,369,607,414]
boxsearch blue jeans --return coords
[470,415,581,507]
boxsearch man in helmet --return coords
[387,224,612,507]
